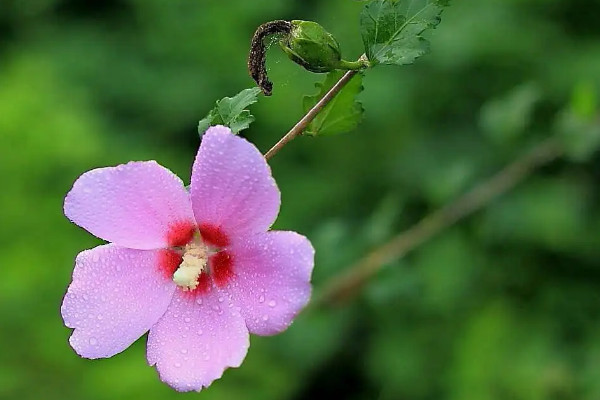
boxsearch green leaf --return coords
[303,71,364,136]
[360,0,449,66]
[198,87,262,136]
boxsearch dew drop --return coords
[268,300,276,308]
[184,317,191,323]
[258,295,265,303]
[262,315,269,321]
[196,298,203,305]
[181,349,188,354]
[197,329,203,336]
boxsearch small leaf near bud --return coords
[198,87,262,136]
[303,70,364,136]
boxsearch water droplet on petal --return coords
[181,349,188,354]
[184,317,191,323]
[268,300,276,307]
[258,295,265,303]
[196,298,203,305]
[262,315,269,321]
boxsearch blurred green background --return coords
[2,0,600,399]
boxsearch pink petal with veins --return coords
[226,231,314,335]
[64,161,195,250]
[147,289,249,391]
[61,245,176,359]
[190,126,280,241]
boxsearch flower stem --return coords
[264,55,368,160]
[312,137,564,307]
[338,59,370,71]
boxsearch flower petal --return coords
[61,245,176,359]
[190,126,280,240]
[226,231,314,336]
[64,161,195,250]
[147,289,249,392]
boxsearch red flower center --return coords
[160,222,234,296]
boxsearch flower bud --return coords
[280,20,343,73]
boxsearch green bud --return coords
[280,20,343,73]
[248,19,368,95]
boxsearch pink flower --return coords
[61,126,314,391]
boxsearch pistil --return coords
[172,241,208,291]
